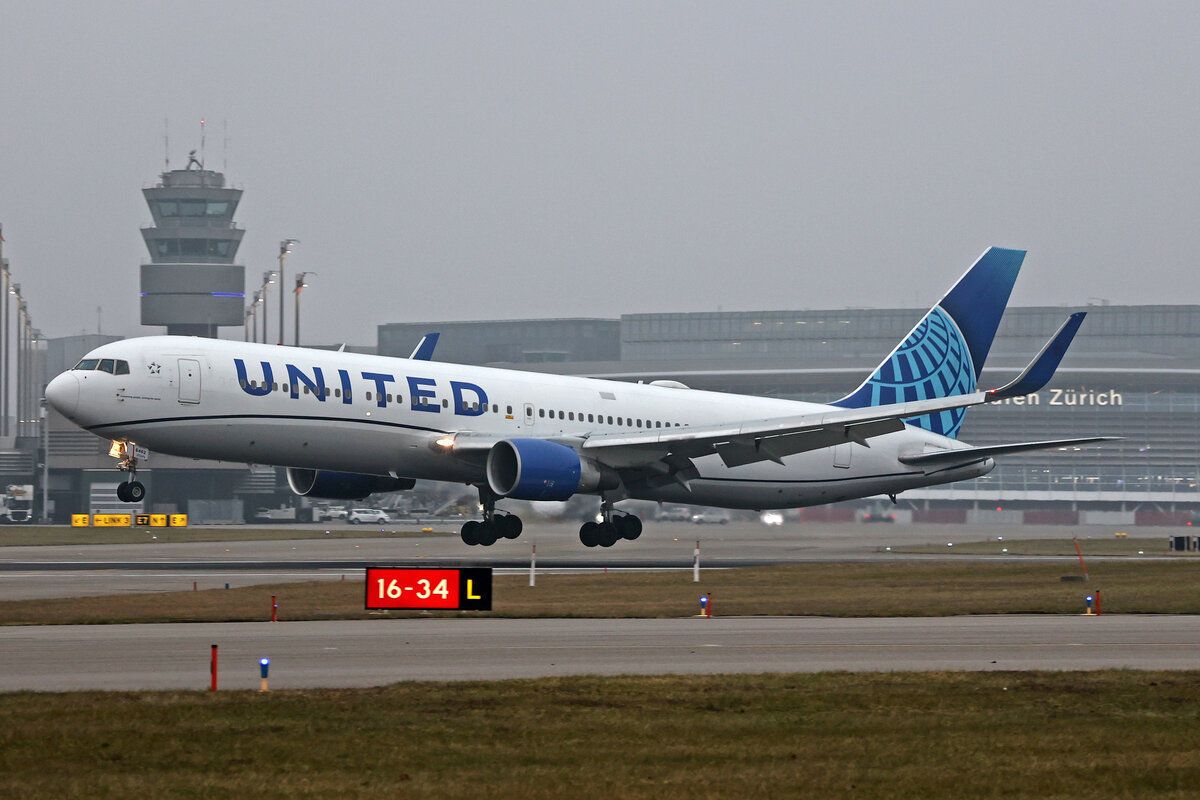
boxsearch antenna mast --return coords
[199,118,206,169]
[164,118,170,171]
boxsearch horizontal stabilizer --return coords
[898,436,1118,467]
[986,313,1086,401]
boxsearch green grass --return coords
[3,671,1200,799]
[0,524,455,547]
[4,560,1200,625]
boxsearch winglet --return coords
[986,312,1085,402]
[409,333,440,361]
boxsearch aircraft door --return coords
[832,443,852,469]
[178,359,201,404]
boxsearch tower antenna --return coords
[164,118,170,171]
[223,118,229,173]
[199,118,206,169]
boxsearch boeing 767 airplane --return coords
[45,247,1110,547]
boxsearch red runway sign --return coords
[365,567,492,611]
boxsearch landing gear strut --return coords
[460,486,523,546]
[112,442,146,503]
[579,498,642,548]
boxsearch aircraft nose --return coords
[45,372,80,418]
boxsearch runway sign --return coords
[365,567,492,611]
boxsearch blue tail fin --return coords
[832,247,1025,438]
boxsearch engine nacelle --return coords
[486,439,618,501]
[286,468,415,500]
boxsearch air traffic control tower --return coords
[140,155,245,336]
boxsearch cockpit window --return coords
[72,358,130,374]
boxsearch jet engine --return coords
[486,439,618,501]
[286,468,416,500]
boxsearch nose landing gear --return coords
[109,441,146,503]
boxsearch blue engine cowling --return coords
[486,439,618,501]
[286,468,416,500]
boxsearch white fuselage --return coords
[46,337,993,509]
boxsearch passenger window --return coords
[506,405,513,415]
[588,414,594,422]
[607,416,613,424]
[558,410,565,420]
[366,391,373,401]
[303,386,310,395]
[493,404,499,413]
[526,406,533,416]
[325,387,332,397]
[115,360,130,375]
[240,379,247,388]
[569,412,575,421]
[273,383,279,391]
[636,419,642,427]
[617,417,623,425]
[539,408,545,418]
[443,399,449,408]
[656,421,662,428]
[334,388,341,398]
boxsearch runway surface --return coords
[3,614,1198,692]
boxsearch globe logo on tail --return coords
[863,305,975,438]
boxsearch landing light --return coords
[434,436,455,451]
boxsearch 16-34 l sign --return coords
[365,567,492,611]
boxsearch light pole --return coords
[0,256,8,438]
[10,285,20,438]
[260,271,276,345]
[278,239,298,346]
[293,271,316,347]
[249,290,262,342]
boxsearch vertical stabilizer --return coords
[833,247,1025,438]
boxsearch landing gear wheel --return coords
[127,481,146,503]
[498,514,523,539]
[476,521,500,547]
[615,514,642,540]
[461,520,481,546]
[116,482,131,503]
[596,521,619,548]
[579,521,599,547]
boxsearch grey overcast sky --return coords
[1,1,1197,348]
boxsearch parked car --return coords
[691,511,730,525]
[656,506,693,522]
[348,508,389,524]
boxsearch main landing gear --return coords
[111,441,146,503]
[579,498,642,548]
[460,488,524,546]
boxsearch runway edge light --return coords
[259,657,271,692]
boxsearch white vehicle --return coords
[0,484,33,524]
[348,508,389,524]
[691,511,730,525]
[656,506,693,522]
[46,248,1112,550]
